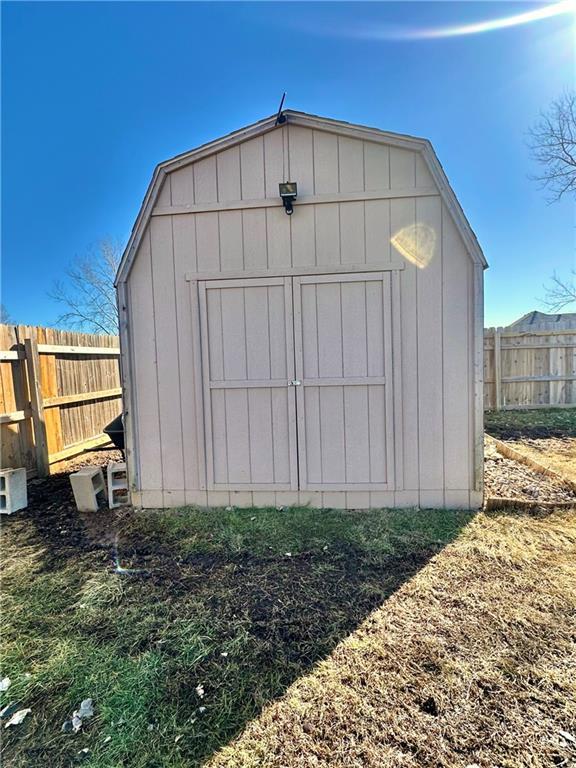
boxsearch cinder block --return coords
[70,467,107,512]
[107,461,129,509]
[0,468,28,515]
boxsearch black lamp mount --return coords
[279,181,297,215]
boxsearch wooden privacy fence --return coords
[0,325,121,476]
[484,327,576,410]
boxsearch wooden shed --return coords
[116,111,487,510]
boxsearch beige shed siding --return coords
[154,126,436,210]
[127,122,479,509]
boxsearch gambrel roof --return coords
[116,110,487,284]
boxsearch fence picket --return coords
[0,324,121,475]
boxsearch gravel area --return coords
[484,439,576,505]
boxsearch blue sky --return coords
[2,1,574,328]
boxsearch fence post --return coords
[24,337,49,477]
[494,327,502,411]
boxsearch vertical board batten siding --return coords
[291,205,316,268]
[153,129,422,214]
[242,209,268,269]
[416,195,444,490]
[312,131,339,193]
[240,137,266,200]
[264,128,286,198]
[391,197,419,491]
[390,147,417,188]
[194,156,218,204]
[156,176,171,207]
[338,136,365,193]
[364,143,391,191]
[265,207,291,268]
[340,202,365,265]
[365,199,391,264]
[127,121,481,507]
[150,216,185,493]
[288,125,315,196]
[216,146,241,202]
[196,213,220,272]
[442,205,472,489]
[173,221,202,491]
[170,166,194,207]
[219,211,244,271]
[128,229,162,490]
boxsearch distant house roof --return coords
[507,311,576,331]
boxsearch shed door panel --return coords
[293,273,394,490]
[199,278,298,490]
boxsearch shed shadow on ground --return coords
[2,466,474,767]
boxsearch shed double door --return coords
[199,273,395,492]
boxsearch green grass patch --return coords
[1,506,471,767]
[485,407,576,440]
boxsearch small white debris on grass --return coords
[4,708,31,728]
[285,552,292,557]
[76,699,94,720]
[195,684,205,698]
[322,545,328,551]
[225,506,233,511]
[103,736,112,744]
[220,652,228,657]
[250,516,256,521]
[198,706,206,714]
[0,677,11,692]
[63,698,94,734]
[175,734,183,743]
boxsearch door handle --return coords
[288,380,301,386]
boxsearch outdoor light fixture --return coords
[279,182,297,215]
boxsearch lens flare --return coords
[391,224,436,269]
[357,1,573,40]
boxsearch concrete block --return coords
[70,467,107,512]
[0,468,28,515]
[107,461,129,509]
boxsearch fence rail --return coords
[484,327,576,410]
[0,325,121,476]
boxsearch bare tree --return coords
[543,270,576,311]
[0,303,13,324]
[50,238,122,334]
[528,92,576,202]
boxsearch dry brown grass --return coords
[207,509,576,768]
[507,438,576,485]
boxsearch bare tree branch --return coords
[49,238,122,334]
[528,92,576,202]
[542,270,576,311]
[0,304,13,324]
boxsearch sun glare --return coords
[360,0,574,40]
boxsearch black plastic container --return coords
[103,414,125,451]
